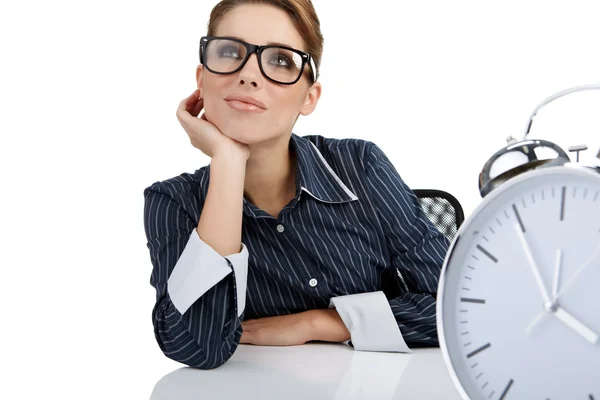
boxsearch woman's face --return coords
[197,4,321,146]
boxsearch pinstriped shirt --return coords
[143,133,449,369]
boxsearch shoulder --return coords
[143,166,209,218]
[144,166,207,197]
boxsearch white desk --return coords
[150,343,462,399]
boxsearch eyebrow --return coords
[227,35,298,49]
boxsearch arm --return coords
[239,308,351,346]
[366,142,449,345]
[144,151,249,369]
[329,143,449,351]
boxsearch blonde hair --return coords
[207,0,323,80]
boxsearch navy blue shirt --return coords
[143,133,449,369]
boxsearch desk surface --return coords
[150,343,462,399]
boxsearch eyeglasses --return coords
[199,36,317,85]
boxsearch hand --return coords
[555,243,600,300]
[176,89,250,160]
[551,248,562,299]
[526,248,563,334]
[553,306,599,344]
[525,248,599,344]
[241,312,313,346]
[240,309,351,346]
[514,224,552,306]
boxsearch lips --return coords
[224,94,267,111]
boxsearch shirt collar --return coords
[291,133,358,204]
[234,134,359,219]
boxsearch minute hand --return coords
[555,243,600,300]
[514,224,552,305]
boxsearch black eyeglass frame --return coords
[199,35,317,85]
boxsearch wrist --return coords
[307,309,351,343]
[212,146,249,164]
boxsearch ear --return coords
[299,81,322,116]
[195,64,204,92]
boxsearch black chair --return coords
[413,189,464,241]
[381,188,464,301]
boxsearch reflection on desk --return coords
[150,343,462,400]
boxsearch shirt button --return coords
[276,224,285,233]
[309,278,318,287]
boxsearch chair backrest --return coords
[413,189,465,241]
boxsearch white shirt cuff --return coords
[329,291,410,353]
[167,229,249,316]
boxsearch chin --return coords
[219,123,267,145]
[218,117,277,145]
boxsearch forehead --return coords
[214,4,306,51]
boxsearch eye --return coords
[269,54,292,68]
[218,44,243,59]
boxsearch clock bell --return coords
[478,84,600,198]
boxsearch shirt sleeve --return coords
[143,185,249,369]
[167,228,248,317]
[330,142,450,351]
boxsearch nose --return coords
[238,52,262,88]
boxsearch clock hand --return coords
[525,248,563,334]
[525,248,563,335]
[551,248,562,299]
[514,223,552,306]
[525,310,546,334]
[552,306,599,344]
[555,243,600,301]
[526,307,599,345]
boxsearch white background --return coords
[1,0,599,398]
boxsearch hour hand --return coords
[553,307,599,344]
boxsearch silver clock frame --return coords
[436,163,600,400]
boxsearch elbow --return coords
[155,325,242,370]
[405,324,439,348]
[186,343,238,369]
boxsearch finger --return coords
[189,88,200,100]
[181,89,199,108]
[177,90,200,115]
[190,97,204,117]
[177,103,203,127]
[185,93,203,115]
[240,331,251,344]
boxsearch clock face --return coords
[438,166,600,400]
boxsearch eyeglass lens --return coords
[205,39,304,84]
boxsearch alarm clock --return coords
[437,84,600,399]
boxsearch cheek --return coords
[269,88,305,122]
[200,80,222,113]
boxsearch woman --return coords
[143,0,449,369]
